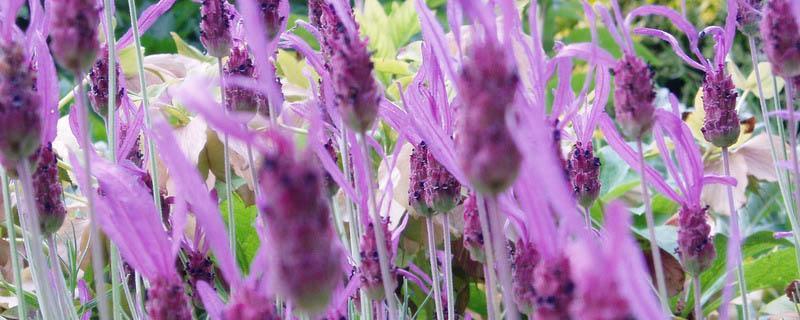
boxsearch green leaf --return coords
[373,58,412,76]
[171,32,214,63]
[118,45,144,77]
[387,0,420,50]
[276,50,310,89]
[356,0,396,59]
[220,194,260,273]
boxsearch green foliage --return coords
[219,194,261,273]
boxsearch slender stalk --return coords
[216,59,237,266]
[339,128,369,319]
[47,235,78,318]
[748,37,800,275]
[246,144,259,199]
[693,275,703,320]
[475,194,498,320]
[75,75,110,320]
[487,197,519,320]
[425,218,444,320]
[638,138,670,312]
[441,214,455,320]
[583,205,592,228]
[784,82,800,241]
[721,147,750,320]
[357,133,398,319]
[0,171,25,320]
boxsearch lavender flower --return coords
[32,143,66,236]
[512,240,540,315]
[258,0,285,40]
[677,205,716,276]
[308,0,325,28]
[566,142,601,208]
[224,43,267,116]
[200,0,233,58]
[147,278,193,320]
[426,145,461,213]
[737,0,763,36]
[321,138,339,197]
[462,193,484,262]
[0,39,41,172]
[532,255,574,320]
[762,0,800,77]
[222,282,278,320]
[259,133,343,314]
[183,248,215,306]
[320,3,381,132]
[701,67,740,148]
[49,0,99,72]
[409,142,433,216]
[359,219,397,300]
[613,54,656,139]
[786,280,800,303]
[456,39,521,195]
[88,46,124,118]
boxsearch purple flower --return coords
[787,280,800,303]
[736,0,763,36]
[320,138,340,197]
[409,142,433,216]
[49,0,99,72]
[359,218,397,300]
[566,142,601,208]
[701,67,740,148]
[762,0,800,77]
[258,0,285,41]
[308,0,326,28]
[200,0,233,58]
[221,281,279,320]
[512,240,540,315]
[425,144,461,213]
[456,38,521,195]
[32,143,65,236]
[147,278,193,320]
[0,39,41,172]
[677,204,716,275]
[532,255,574,320]
[224,42,268,116]
[462,193,484,262]
[613,54,656,139]
[88,46,124,118]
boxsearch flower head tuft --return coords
[88,46,124,118]
[409,142,433,216]
[359,218,397,300]
[677,204,716,276]
[737,0,764,36]
[512,240,540,315]
[700,67,740,148]
[200,0,234,58]
[224,43,268,117]
[462,193,484,262]
[147,278,193,320]
[566,142,601,208]
[49,0,99,72]
[762,0,800,77]
[259,0,285,41]
[222,281,279,320]
[533,255,574,320]
[613,54,655,139]
[32,143,66,236]
[0,39,41,172]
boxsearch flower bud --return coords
[0,39,41,172]
[762,0,800,77]
[359,219,397,300]
[677,205,716,276]
[533,255,574,320]
[183,249,214,307]
[613,54,655,139]
[566,142,601,208]
[200,0,233,58]
[426,147,461,213]
[308,0,325,28]
[737,0,764,36]
[223,282,279,320]
[409,142,433,216]
[224,43,267,117]
[32,143,66,236]
[512,240,540,315]
[49,0,99,72]
[701,68,740,148]
[457,40,521,195]
[146,278,193,320]
[88,46,124,118]
[259,0,285,41]
[462,194,484,262]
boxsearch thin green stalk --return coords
[638,138,670,312]
[487,197,519,320]
[721,147,750,320]
[246,144,259,199]
[217,59,237,265]
[476,194,498,320]
[0,171,25,320]
[693,275,702,320]
[441,214,455,320]
[75,75,110,320]
[338,125,368,319]
[748,36,800,275]
[425,218,444,320]
[47,235,79,318]
[357,133,398,320]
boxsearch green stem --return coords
[693,275,703,320]
[441,213,454,320]
[0,170,25,320]
[721,147,751,320]
[638,138,670,313]
[217,59,237,268]
[425,218,444,320]
[476,194,498,320]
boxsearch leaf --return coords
[276,50,310,89]
[373,58,412,76]
[219,194,260,273]
[745,63,785,100]
[355,0,396,59]
[387,0,420,50]
[170,32,213,63]
[118,45,143,77]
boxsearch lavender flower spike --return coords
[200,0,233,58]
[457,38,521,195]
[736,0,763,36]
[88,45,124,119]
[224,42,267,117]
[462,193,485,262]
[409,141,434,216]
[566,141,601,208]
[0,37,41,172]
[701,67,740,148]
[762,0,800,77]
[359,218,397,300]
[32,143,66,236]
[678,204,716,275]
[49,0,99,72]
[613,53,656,139]
[511,240,539,315]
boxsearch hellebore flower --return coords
[200,0,234,58]
[48,0,99,72]
[762,0,800,77]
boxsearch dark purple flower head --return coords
[147,278,193,320]
[32,143,66,236]
[0,39,41,172]
[425,146,461,213]
[512,240,540,315]
[222,281,279,320]
[183,249,215,306]
[701,67,740,148]
[787,280,800,303]
[409,142,433,216]
[224,43,268,116]
[613,54,655,139]
[677,204,716,276]
[359,218,397,300]
[566,142,601,208]
[456,39,521,195]
[259,0,285,41]
[258,133,342,314]
[88,46,124,118]
[737,0,763,36]
[49,0,99,72]
[200,0,233,58]
[308,0,325,28]
[533,255,574,320]
[320,138,340,197]
[320,4,381,132]
[462,193,484,262]
[762,0,800,77]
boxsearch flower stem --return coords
[638,138,670,313]
[693,275,703,320]
[487,196,519,320]
[339,128,369,319]
[0,170,26,320]
[441,213,455,320]
[720,147,750,320]
[748,36,800,276]
[425,217,444,320]
[75,74,110,320]
[217,58,237,267]
[47,235,79,318]
[475,194,498,320]
[357,133,398,320]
